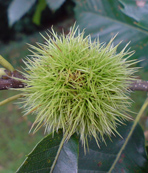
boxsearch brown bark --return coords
[0,70,26,90]
[0,70,148,91]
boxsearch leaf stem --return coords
[50,130,69,173]
[0,94,23,106]
[108,97,148,173]
[0,55,15,72]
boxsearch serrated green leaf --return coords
[17,131,79,173]
[74,0,148,70]
[8,0,36,27]
[46,0,66,11]
[79,122,148,172]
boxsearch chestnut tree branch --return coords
[0,70,148,91]
[0,70,26,90]
[130,80,148,91]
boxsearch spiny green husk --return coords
[20,26,137,149]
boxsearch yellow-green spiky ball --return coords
[20,25,137,148]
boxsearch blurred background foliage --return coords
[0,0,74,42]
[0,0,148,172]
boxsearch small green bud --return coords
[19,26,137,149]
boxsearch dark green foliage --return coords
[17,132,79,172]
[79,122,148,172]
[119,0,148,30]
[74,0,148,70]
[17,122,148,172]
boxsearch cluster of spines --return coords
[19,26,137,149]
